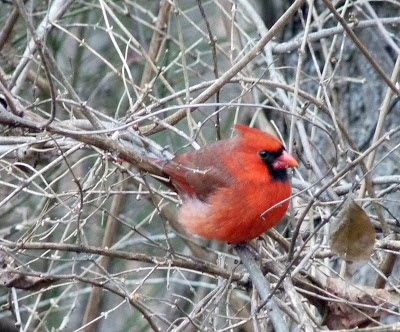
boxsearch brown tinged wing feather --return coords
[162,140,235,202]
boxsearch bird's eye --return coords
[259,149,282,163]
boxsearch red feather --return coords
[159,125,298,243]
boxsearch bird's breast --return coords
[177,178,291,243]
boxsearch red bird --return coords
[159,125,298,243]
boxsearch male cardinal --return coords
[158,125,298,243]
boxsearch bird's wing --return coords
[163,142,235,201]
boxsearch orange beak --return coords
[272,150,298,170]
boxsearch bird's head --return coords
[234,124,298,181]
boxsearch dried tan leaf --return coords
[0,250,55,291]
[330,198,375,263]
[326,277,400,329]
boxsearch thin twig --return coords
[142,0,307,135]
[235,243,288,332]
[321,0,400,98]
